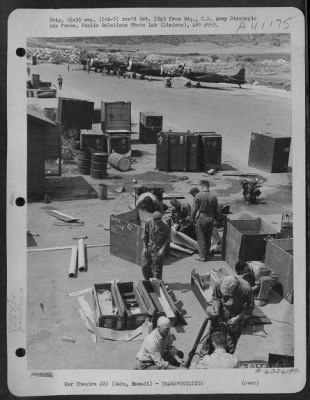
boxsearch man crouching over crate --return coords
[134,316,185,370]
[200,276,254,356]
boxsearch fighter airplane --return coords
[127,58,185,79]
[81,56,129,74]
[183,67,246,88]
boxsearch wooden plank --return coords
[77,296,96,326]
[47,209,79,222]
[27,243,110,253]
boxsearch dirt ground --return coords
[27,64,293,370]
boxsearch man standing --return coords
[57,74,63,90]
[191,330,239,369]
[235,260,279,307]
[141,211,171,280]
[191,180,218,261]
[135,316,184,370]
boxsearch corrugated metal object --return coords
[248,132,291,173]
[156,131,190,171]
[101,101,131,132]
[198,132,222,171]
[264,238,293,304]
[224,218,279,269]
[187,133,201,171]
[139,112,163,144]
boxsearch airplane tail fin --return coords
[232,67,245,83]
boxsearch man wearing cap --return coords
[235,260,279,307]
[141,211,171,280]
[210,276,254,353]
[191,180,219,261]
[135,316,184,369]
[191,330,239,369]
[189,187,200,198]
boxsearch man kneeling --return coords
[191,330,239,369]
[134,316,184,370]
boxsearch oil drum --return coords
[90,152,108,179]
[108,153,131,172]
[77,150,91,175]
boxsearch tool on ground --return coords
[53,221,85,226]
[222,173,258,177]
[185,316,212,368]
[77,239,86,272]
[68,245,78,278]
[27,243,110,252]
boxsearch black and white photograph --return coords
[6,6,306,396]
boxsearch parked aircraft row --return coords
[80,56,246,87]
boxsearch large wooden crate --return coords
[93,282,126,329]
[113,282,149,329]
[80,132,105,152]
[248,132,291,173]
[57,97,94,129]
[110,209,144,265]
[264,238,293,304]
[101,101,131,132]
[224,218,279,269]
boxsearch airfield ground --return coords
[26,64,294,370]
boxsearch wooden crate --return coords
[101,101,131,132]
[80,132,105,152]
[248,132,291,173]
[110,209,144,265]
[113,282,149,330]
[93,283,126,329]
[264,238,293,304]
[224,218,279,269]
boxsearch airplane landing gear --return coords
[185,81,191,87]
[195,82,201,88]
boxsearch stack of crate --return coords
[156,130,222,172]
[101,101,131,155]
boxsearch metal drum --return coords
[77,150,91,175]
[90,152,108,179]
[108,153,131,172]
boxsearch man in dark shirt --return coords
[200,276,253,355]
[141,211,171,280]
[210,276,254,353]
[191,180,218,261]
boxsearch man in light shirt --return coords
[134,316,184,370]
[235,260,279,307]
[192,330,239,369]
